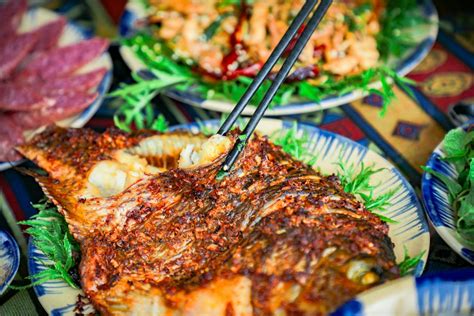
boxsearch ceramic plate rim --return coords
[118,0,439,116]
[0,229,20,296]
[421,125,474,264]
[333,268,474,316]
[0,7,113,171]
[28,118,430,315]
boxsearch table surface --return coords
[0,0,473,315]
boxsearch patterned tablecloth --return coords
[0,1,473,315]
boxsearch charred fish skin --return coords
[19,127,399,315]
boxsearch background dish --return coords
[0,7,113,172]
[422,125,474,264]
[332,268,474,316]
[0,229,20,296]
[29,119,430,315]
[118,0,438,116]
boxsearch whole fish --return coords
[18,126,399,315]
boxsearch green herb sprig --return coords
[121,32,416,116]
[422,127,474,246]
[398,246,426,276]
[13,199,80,289]
[271,122,318,166]
[110,69,183,132]
[116,0,429,117]
[335,159,399,223]
[377,0,431,60]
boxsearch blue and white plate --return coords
[0,7,113,171]
[333,268,474,316]
[0,229,20,295]
[118,0,438,116]
[422,124,474,264]
[29,119,430,315]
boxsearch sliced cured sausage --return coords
[0,115,24,161]
[16,38,109,81]
[0,84,55,111]
[32,17,66,52]
[0,0,27,37]
[10,91,99,129]
[0,32,38,80]
[25,68,107,94]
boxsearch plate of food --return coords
[20,118,429,315]
[118,0,438,115]
[333,268,474,316]
[0,0,112,171]
[0,229,20,296]
[422,124,474,264]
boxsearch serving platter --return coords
[118,0,438,116]
[421,124,474,264]
[0,229,20,296]
[28,119,430,315]
[0,7,113,172]
[333,268,474,316]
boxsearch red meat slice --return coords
[32,17,66,52]
[10,91,99,129]
[0,32,38,80]
[0,84,55,111]
[0,0,27,38]
[24,68,107,94]
[15,38,109,81]
[0,114,24,161]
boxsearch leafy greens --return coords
[423,127,474,246]
[13,199,80,289]
[113,0,427,121]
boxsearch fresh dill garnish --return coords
[238,134,248,142]
[398,246,425,276]
[335,159,399,223]
[216,170,228,181]
[271,122,318,166]
[150,113,169,132]
[336,161,383,194]
[14,199,80,289]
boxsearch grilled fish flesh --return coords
[18,126,399,315]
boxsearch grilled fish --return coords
[18,126,399,315]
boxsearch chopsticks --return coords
[218,0,333,174]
